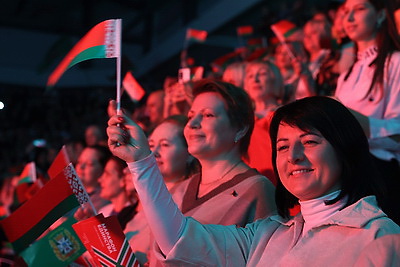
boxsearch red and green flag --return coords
[73,214,140,267]
[186,28,207,43]
[270,20,298,42]
[47,19,121,87]
[0,170,80,253]
[20,216,86,266]
[122,71,146,103]
[15,162,38,204]
[237,25,253,36]
[17,162,37,185]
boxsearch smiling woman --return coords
[275,125,342,202]
[107,95,400,266]
[269,96,387,218]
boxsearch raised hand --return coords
[107,100,151,163]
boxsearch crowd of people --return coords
[1,0,400,265]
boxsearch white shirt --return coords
[335,46,400,162]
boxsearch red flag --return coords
[22,177,46,201]
[122,71,146,103]
[270,20,298,42]
[73,214,140,267]
[47,19,121,87]
[48,145,71,179]
[186,28,207,42]
[0,171,80,253]
[237,25,254,36]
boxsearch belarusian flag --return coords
[237,25,253,36]
[270,20,298,42]
[122,71,146,103]
[186,28,207,43]
[73,214,140,267]
[0,170,80,253]
[20,216,86,267]
[48,145,71,179]
[17,162,37,185]
[47,19,121,87]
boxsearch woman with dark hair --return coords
[269,97,386,218]
[107,96,400,266]
[335,0,400,224]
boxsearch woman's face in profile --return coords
[275,123,342,201]
[184,92,238,160]
[99,159,124,200]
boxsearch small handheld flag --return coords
[271,20,298,60]
[47,19,121,87]
[122,71,146,103]
[17,162,37,185]
[185,28,207,43]
[236,25,253,36]
[48,145,71,179]
[0,171,81,253]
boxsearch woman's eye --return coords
[277,145,288,151]
[204,113,214,118]
[304,140,318,145]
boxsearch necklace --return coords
[200,160,242,186]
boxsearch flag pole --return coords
[116,19,122,115]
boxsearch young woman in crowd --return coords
[98,156,138,223]
[335,0,400,224]
[124,115,198,265]
[107,96,400,266]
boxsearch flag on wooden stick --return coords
[47,19,121,87]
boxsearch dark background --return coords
[0,0,339,175]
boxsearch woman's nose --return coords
[153,145,160,157]
[287,144,305,164]
[346,10,354,22]
[187,115,201,129]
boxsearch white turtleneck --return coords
[299,190,347,236]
